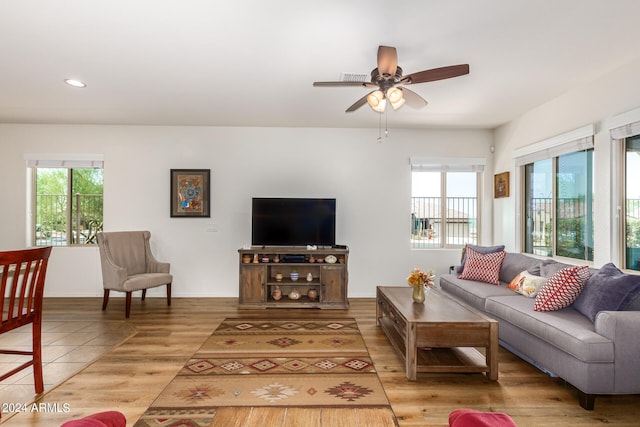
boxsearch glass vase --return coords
[412,285,425,303]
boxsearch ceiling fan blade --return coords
[345,92,372,112]
[401,88,428,109]
[401,64,469,85]
[377,45,398,76]
[313,81,368,87]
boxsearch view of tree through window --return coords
[35,168,103,246]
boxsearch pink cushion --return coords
[449,408,517,427]
[60,411,126,427]
[60,419,106,427]
[534,265,590,311]
[458,247,506,286]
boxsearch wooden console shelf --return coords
[238,247,349,309]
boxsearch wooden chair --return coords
[97,231,172,318]
[0,246,53,394]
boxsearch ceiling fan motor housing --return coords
[371,66,403,90]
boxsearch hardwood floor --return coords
[1,297,639,426]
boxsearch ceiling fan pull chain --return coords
[385,109,389,138]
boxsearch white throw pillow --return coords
[507,270,546,298]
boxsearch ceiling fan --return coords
[313,45,469,113]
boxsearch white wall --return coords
[0,125,493,297]
[493,56,640,266]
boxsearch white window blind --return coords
[608,106,640,139]
[410,157,485,172]
[24,153,104,168]
[610,121,640,139]
[513,124,594,167]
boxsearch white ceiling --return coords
[2,0,640,130]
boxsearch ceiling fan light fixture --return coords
[386,87,402,103]
[64,78,87,88]
[371,99,386,113]
[389,96,405,111]
[367,90,386,112]
[386,87,405,110]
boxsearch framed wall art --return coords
[170,169,210,217]
[494,171,510,198]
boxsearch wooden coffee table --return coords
[376,286,498,381]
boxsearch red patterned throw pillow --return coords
[458,247,506,286]
[534,266,590,311]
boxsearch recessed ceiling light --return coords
[65,79,86,88]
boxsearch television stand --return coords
[238,247,349,309]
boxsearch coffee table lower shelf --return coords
[379,317,490,375]
[376,286,498,381]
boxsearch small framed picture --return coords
[170,169,211,217]
[494,171,510,198]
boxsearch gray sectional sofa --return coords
[439,251,640,410]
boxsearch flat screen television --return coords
[251,198,336,247]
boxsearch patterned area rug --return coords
[134,318,398,426]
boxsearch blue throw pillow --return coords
[572,263,640,321]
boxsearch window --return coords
[523,159,552,256]
[523,151,594,260]
[624,135,640,271]
[608,112,640,271]
[26,155,104,247]
[516,126,594,261]
[410,158,483,249]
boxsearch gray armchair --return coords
[96,231,172,318]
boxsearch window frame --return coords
[410,157,484,249]
[620,135,640,271]
[25,153,104,247]
[514,125,595,261]
[608,108,640,271]
[30,167,104,247]
[521,150,594,261]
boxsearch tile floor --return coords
[0,319,136,408]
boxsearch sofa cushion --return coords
[507,270,546,298]
[499,252,543,284]
[534,266,590,311]
[626,292,640,311]
[457,244,505,273]
[440,274,514,312]
[458,247,506,286]
[449,408,517,427]
[485,295,614,363]
[572,263,640,321]
[538,259,574,278]
[122,273,173,292]
[61,411,126,427]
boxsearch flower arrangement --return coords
[407,267,435,288]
